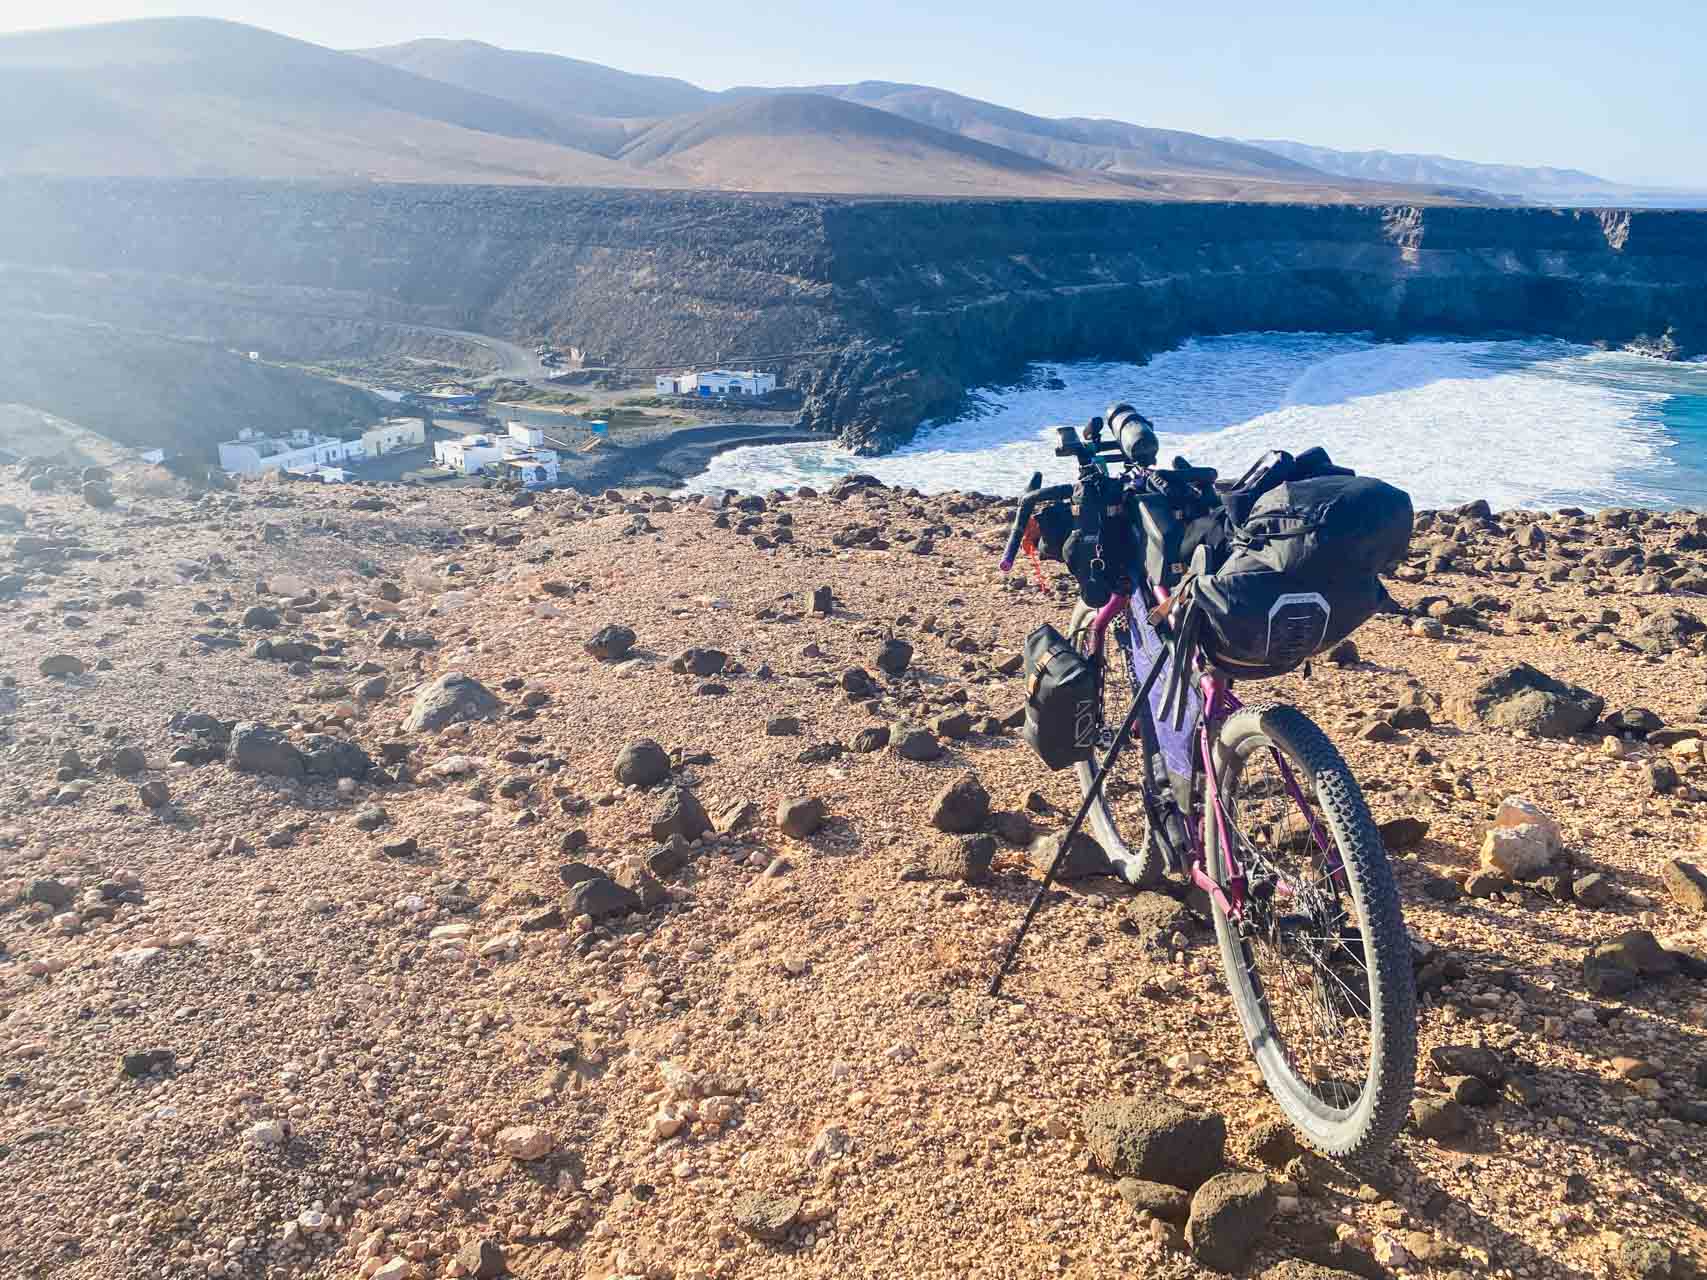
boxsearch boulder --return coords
[300,734,374,780]
[671,647,727,676]
[777,795,828,838]
[1633,607,1704,655]
[1480,826,1555,880]
[1479,797,1561,879]
[929,771,989,833]
[455,1240,507,1280]
[651,785,712,843]
[852,726,890,752]
[1083,1096,1225,1190]
[566,875,642,920]
[1410,1097,1473,1140]
[614,738,671,787]
[584,624,636,660]
[403,672,500,732]
[81,481,116,509]
[874,637,913,675]
[1030,830,1113,880]
[228,722,306,778]
[894,727,943,761]
[1661,858,1707,915]
[1117,1178,1191,1222]
[928,833,996,883]
[1186,1172,1276,1272]
[1377,817,1429,851]
[1446,663,1604,738]
[38,654,85,677]
[734,1191,801,1244]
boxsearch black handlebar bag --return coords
[1020,624,1098,770]
[1194,473,1412,680]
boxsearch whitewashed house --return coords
[434,431,559,486]
[502,450,559,488]
[218,429,364,477]
[433,433,506,476]
[361,417,427,457]
[693,369,777,397]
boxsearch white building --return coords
[654,369,778,397]
[506,421,544,448]
[361,417,426,457]
[694,369,776,397]
[502,450,559,488]
[433,432,560,487]
[218,429,364,477]
[433,433,506,476]
[286,465,352,484]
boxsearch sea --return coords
[682,334,1707,511]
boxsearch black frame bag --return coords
[1194,473,1413,679]
[1021,624,1098,770]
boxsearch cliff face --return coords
[1,180,1703,453]
[809,201,1707,448]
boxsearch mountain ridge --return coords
[1245,138,1707,207]
[4,17,1698,206]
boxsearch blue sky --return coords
[8,0,1704,186]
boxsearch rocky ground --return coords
[2,457,1707,1280]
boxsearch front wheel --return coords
[1208,703,1416,1159]
[1068,603,1164,888]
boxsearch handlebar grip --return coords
[999,480,1072,571]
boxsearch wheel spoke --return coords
[1224,735,1376,1116]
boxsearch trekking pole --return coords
[988,648,1167,997]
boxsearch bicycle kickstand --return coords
[987,666,1157,998]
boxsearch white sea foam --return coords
[684,334,1679,509]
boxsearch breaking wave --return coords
[683,334,1707,509]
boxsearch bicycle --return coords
[989,409,1417,1160]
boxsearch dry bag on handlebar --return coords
[1020,624,1098,770]
[1194,472,1413,680]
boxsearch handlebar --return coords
[999,410,1219,576]
[1000,474,1073,572]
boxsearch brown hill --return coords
[1,18,1473,202]
[355,37,715,122]
[0,18,656,184]
[616,93,1138,197]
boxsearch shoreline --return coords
[544,419,819,493]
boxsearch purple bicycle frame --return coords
[1083,588,1337,921]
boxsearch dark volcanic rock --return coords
[228,723,305,778]
[585,624,636,661]
[650,785,712,843]
[614,738,671,787]
[566,875,642,920]
[1084,1096,1226,1190]
[929,771,989,833]
[403,672,500,733]
[1446,662,1604,738]
[1187,1172,1276,1272]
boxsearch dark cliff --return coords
[2,180,1703,453]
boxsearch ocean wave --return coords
[685,334,1690,509]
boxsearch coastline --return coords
[543,419,820,493]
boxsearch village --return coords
[209,367,789,491]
